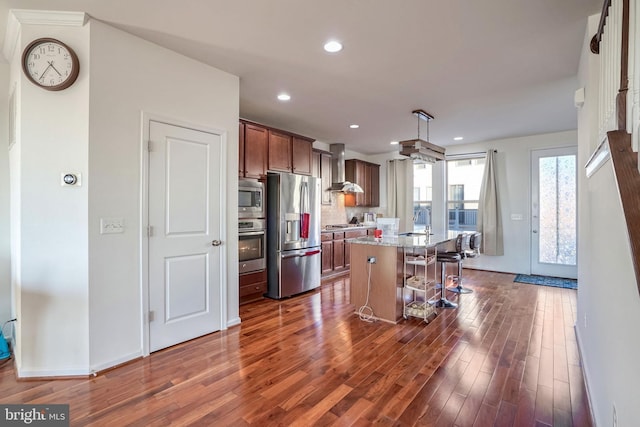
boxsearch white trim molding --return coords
[11,9,88,27]
[3,9,88,64]
[585,137,611,178]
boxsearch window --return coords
[447,157,485,232]
[413,162,433,231]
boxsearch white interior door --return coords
[531,147,577,279]
[148,120,223,352]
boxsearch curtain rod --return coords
[446,149,496,159]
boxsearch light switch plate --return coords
[100,218,124,234]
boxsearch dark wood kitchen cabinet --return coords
[345,159,380,207]
[239,121,268,179]
[312,149,333,205]
[268,130,313,175]
[321,228,372,277]
[239,269,267,305]
[268,129,292,173]
[332,232,346,271]
[292,137,313,175]
[240,119,314,177]
[321,232,333,274]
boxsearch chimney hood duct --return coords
[329,144,363,193]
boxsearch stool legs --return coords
[447,259,473,294]
[430,261,458,309]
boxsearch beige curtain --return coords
[387,159,413,233]
[478,150,503,255]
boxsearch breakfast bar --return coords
[349,232,458,323]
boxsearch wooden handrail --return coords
[607,131,640,295]
[590,0,612,54]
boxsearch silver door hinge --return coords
[148,311,155,322]
[147,226,153,237]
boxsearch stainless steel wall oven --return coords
[239,218,266,274]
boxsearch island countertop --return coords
[350,231,459,248]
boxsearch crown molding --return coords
[10,9,87,27]
[2,9,88,64]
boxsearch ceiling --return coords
[0,0,602,154]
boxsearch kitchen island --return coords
[349,233,458,323]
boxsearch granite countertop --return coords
[322,224,376,232]
[350,231,459,248]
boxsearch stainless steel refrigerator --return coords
[266,172,321,299]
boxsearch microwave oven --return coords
[238,179,264,218]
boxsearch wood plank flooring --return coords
[0,269,592,426]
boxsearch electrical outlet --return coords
[367,256,376,264]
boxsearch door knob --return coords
[211,240,222,246]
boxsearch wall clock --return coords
[22,38,80,91]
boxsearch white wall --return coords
[87,20,239,371]
[13,23,91,376]
[575,14,640,427]
[4,13,239,376]
[445,130,577,275]
[0,62,11,330]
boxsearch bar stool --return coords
[430,234,467,308]
[466,232,482,259]
[447,233,475,294]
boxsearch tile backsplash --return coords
[320,192,385,227]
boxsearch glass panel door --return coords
[531,147,577,278]
[413,162,433,232]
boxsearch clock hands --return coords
[37,61,62,81]
[48,61,62,77]
[38,63,53,81]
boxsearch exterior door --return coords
[148,120,223,352]
[531,147,577,279]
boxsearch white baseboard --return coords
[574,325,597,425]
[17,350,144,378]
[90,350,144,374]
[227,316,241,328]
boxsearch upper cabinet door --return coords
[292,137,312,176]
[345,159,380,207]
[311,150,321,178]
[268,129,292,172]
[243,123,268,179]
[320,152,333,205]
[369,164,380,207]
[238,122,245,177]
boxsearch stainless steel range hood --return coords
[329,144,363,193]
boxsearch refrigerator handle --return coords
[281,249,321,259]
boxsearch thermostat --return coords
[61,173,82,186]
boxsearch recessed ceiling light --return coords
[390,141,399,145]
[349,124,359,129]
[454,136,464,141]
[277,93,291,101]
[324,40,343,53]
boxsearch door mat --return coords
[514,274,577,290]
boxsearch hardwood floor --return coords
[0,270,592,426]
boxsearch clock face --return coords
[22,38,79,91]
